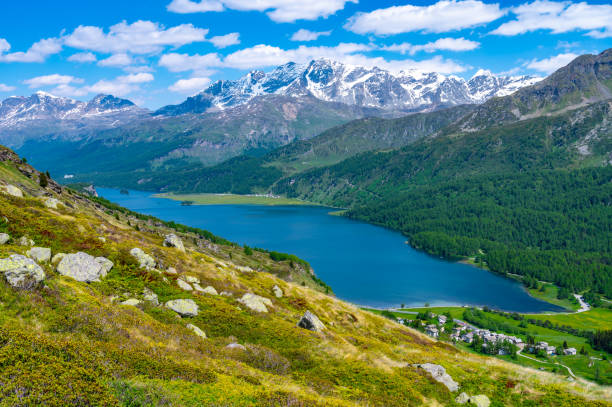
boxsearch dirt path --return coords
[516,350,576,379]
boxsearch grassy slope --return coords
[1,150,611,405]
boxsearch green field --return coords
[156,193,315,206]
[527,282,581,311]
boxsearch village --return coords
[397,310,578,357]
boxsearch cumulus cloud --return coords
[0,37,62,63]
[0,83,16,92]
[83,73,155,96]
[492,0,612,38]
[290,29,332,42]
[526,52,578,73]
[169,77,212,93]
[209,32,240,48]
[160,43,466,75]
[381,37,480,55]
[98,53,133,67]
[67,52,97,62]
[346,0,504,35]
[167,0,357,22]
[23,74,83,88]
[64,20,208,54]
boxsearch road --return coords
[516,350,576,379]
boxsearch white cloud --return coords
[346,0,504,35]
[381,37,480,55]
[98,53,133,67]
[159,52,222,73]
[169,77,212,93]
[0,83,15,92]
[50,84,89,98]
[0,37,62,63]
[526,52,578,74]
[167,0,223,13]
[222,43,372,69]
[209,32,240,48]
[64,20,208,54]
[290,29,332,42]
[0,38,10,53]
[167,0,357,22]
[67,52,97,62]
[23,74,83,88]
[120,73,155,83]
[492,0,612,38]
[161,43,466,75]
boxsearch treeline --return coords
[350,167,612,297]
[591,330,612,353]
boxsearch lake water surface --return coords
[99,188,562,313]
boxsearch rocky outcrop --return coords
[143,288,159,305]
[455,393,490,406]
[56,252,113,282]
[238,293,273,313]
[272,285,283,298]
[196,285,218,295]
[1,184,23,197]
[177,278,193,291]
[166,267,178,275]
[0,254,45,289]
[0,233,9,244]
[186,323,206,338]
[297,310,325,332]
[163,234,185,252]
[130,247,156,269]
[121,298,142,306]
[182,275,199,284]
[26,247,51,263]
[18,236,35,246]
[414,363,459,392]
[43,197,60,209]
[166,299,198,316]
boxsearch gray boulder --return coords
[297,310,326,332]
[95,257,114,275]
[163,234,185,252]
[143,288,159,305]
[57,252,111,282]
[0,233,9,245]
[195,284,218,295]
[121,298,142,306]
[130,247,156,269]
[238,293,272,313]
[166,299,198,317]
[456,393,470,404]
[0,254,45,289]
[272,285,283,298]
[18,236,35,246]
[177,278,193,291]
[166,267,178,275]
[415,363,459,392]
[44,197,61,209]
[27,247,51,263]
[469,395,490,407]
[226,343,246,351]
[1,184,23,198]
[186,323,206,338]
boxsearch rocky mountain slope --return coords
[1,145,610,406]
[156,58,540,115]
[0,92,148,147]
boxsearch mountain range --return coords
[156,59,541,115]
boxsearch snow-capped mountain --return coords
[156,59,541,115]
[0,92,148,147]
[0,92,144,127]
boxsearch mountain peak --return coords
[472,69,494,79]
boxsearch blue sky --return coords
[0,0,611,108]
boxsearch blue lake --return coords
[99,188,563,313]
